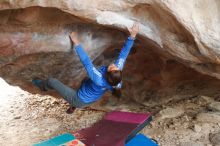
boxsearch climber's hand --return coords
[70,32,80,45]
[128,22,139,39]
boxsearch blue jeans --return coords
[47,78,88,108]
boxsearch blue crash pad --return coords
[126,133,158,146]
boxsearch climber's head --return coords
[106,64,122,86]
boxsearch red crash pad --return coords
[73,111,152,146]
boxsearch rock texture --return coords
[210,132,220,146]
[0,0,220,103]
[0,0,220,77]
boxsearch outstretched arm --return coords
[70,32,103,84]
[114,22,139,70]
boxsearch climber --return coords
[32,22,139,114]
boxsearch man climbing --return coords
[33,22,139,114]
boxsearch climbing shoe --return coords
[32,78,47,91]
[66,106,76,114]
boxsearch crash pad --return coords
[125,133,158,146]
[73,111,152,146]
[33,133,85,146]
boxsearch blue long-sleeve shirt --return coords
[75,36,135,103]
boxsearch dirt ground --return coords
[0,78,220,146]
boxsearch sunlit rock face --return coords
[0,1,220,104]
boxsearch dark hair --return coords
[106,70,122,86]
[106,70,122,98]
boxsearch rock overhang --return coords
[0,1,220,103]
